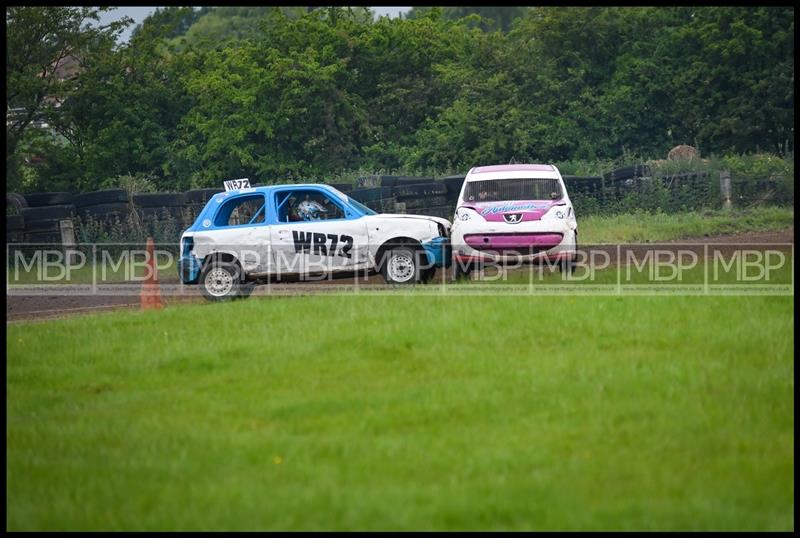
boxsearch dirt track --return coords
[6,229,793,323]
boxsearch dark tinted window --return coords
[464,178,563,202]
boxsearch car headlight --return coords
[455,207,476,221]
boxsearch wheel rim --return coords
[387,252,415,282]
[205,267,234,297]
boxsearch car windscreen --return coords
[463,178,563,202]
[347,196,377,215]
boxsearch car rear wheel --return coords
[452,259,473,281]
[199,259,248,301]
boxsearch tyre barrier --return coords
[77,202,133,222]
[405,205,454,219]
[400,195,449,210]
[132,192,186,207]
[23,218,66,233]
[23,191,74,207]
[185,188,224,205]
[136,206,185,220]
[393,182,447,198]
[330,182,353,193]
[602,164,651,182]
[362,197,395,212]
[73,188,129,208]
[349,187,393,203]
[563,176,604,195]
[20,204,76,222]
[7,214,25,232]
[23,230,63,244]
[382,176,435,187]
[441,175,466,195]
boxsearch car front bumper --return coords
[422,236,452,268]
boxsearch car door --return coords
[269,187,370,278]
[196,191,273,275]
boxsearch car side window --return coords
[276,190,345,223]
[214,194,267,227]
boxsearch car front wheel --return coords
[380,245,422,285]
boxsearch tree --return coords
[6,7,131,190]
[406,7,529,31]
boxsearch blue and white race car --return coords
[178,183,451,300]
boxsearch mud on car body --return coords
[450,164,578,278]
[178,183,451,300]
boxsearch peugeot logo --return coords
[503,212,524,224]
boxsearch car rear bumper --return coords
[178,253,202,284]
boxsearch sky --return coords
[97,6,413,43]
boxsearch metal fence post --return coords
[719,170,732,210]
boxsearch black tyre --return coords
[380,245,423,285]
[24,192,74,207]
[132,192,186,207]
[23,218,63,233]
[452,259,473,281]
[199,258,248,301]
[7,193,29,212]
[73,189,129,207]
[560,232,578,274]
[20,204,75,221]
[239,282,257,298]
[6,215,25,232]
[421,266,437,284]
[24,230,62,244]
[559,256,576,274]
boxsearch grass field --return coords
[6,293,794,530]
[578,206,793,243]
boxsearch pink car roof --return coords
[471,164,555,174]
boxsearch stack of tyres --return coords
[440,175,466,218]
[20,203,75,244]
[330,182,353,193]
[392,181,448,215]
[74,189,132,225]
[441,175,466,202]
[6,214,25,243]
[349,186,394,213]
[133,192,187,223]
[184,188,224,223]
[7,193,28,244]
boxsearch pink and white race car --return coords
[450,164,578,277]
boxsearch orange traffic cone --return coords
[141,237,164,310]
